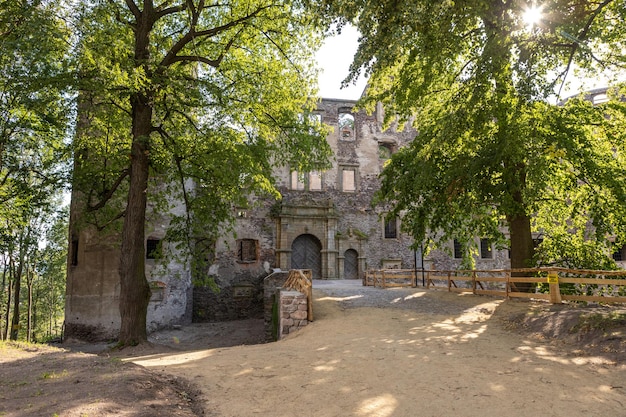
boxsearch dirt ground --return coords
[2,281,626,417]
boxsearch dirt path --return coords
[129,282,626,417]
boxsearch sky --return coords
[315,24,623,103]
[315,25,367,100]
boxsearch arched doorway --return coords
[344,249,359,280]
[291,234,322,279]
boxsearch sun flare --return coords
[523,5,543,29]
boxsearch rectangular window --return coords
[71,238,79,266]
[309,171,322,191]
[291,170,322,191]
[453,240,463,259]
[384,217,397,239]
[238,239,258,262]
[613,244,626,261]
[146,239,161,259]
[290,171,305,190]
[480,238,492,259]
[342,169,356,192]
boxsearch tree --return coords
[0,1,71,340]
[324,0,626,274]
[72,1,331,345]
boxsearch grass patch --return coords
[570,312,626,334]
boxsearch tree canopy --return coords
[324,0,626,270]
[71,0,331,344]
[0,0,72,341]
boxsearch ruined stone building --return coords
[64,97,512,342]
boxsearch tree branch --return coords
[86,168,130,212]
[125,0,141,19]
[160,5,273,67]
[155,2,187,19]
[556,0,615,98]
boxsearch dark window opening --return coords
[480,238,492,259]
[71,238,79,266]
[146,239,161,259]
[453,240,463,259]
[238,239,258,262]
[384,217,397,239]
[613,244,626,261]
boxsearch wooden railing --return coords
[364,268,626,304]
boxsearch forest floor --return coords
[2,280,626,416]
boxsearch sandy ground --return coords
[2,280,625,417]
[129,281,626,417]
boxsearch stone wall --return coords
[277,290,308,340]
[263,271,289,341]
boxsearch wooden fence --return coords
[364,268,626,304]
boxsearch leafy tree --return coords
[323,0,626,275]
[0,1,71,340]
[72,1,331,345]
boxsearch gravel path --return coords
[312,279,476,315]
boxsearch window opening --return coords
[291,170,322,191]
[309,171,322,190]
[480,238,492,259]
[238,239,258,262]
[453,240,463,259]
[378,145,392,160]
[342,169,356,192]
[146,239,161,259]
[338,112,355,140]
[384,217,397,239]
[71,238,79,266]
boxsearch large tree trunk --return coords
[507,171,535,292]
[118,7,153,346]
[508,213,534,268]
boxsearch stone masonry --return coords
[277,290,308,340]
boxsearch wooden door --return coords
[291,234,322,279]
[344,249,358,280]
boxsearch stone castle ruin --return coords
[64,97,512,342]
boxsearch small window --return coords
[453,240,463,259]
[480,238,492,259]
[309,171,322,191]
[146,239,161,259]
[238,239,258,262]
[378,144,392,160]
[338,112,355,140]
[71,238,79,266]
[291,171,306,190]
[613,244,626,261]
[342,169,356,192]
[384,217,397,239]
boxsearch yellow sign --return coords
[547,273,559,284]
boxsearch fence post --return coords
[472,270,477,294]
[506,271,510,299]
[547,272,562,304]
[447,271,451,292]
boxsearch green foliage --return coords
[0,1,71,341]
[329,0,626,269]
[73,0,332,238]
[69,1,333,341]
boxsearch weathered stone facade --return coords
[65,97,512,342]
